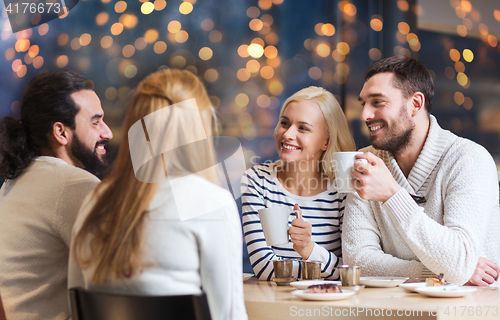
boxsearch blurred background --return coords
[1,0,499,270]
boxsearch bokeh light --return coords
[249,19,264,32]
[141,2,155,14]
[370,18,383,32]
[120,14,139,29]
[145,29,159,43]
[449,49,460,62]
[463,49,474,62]
[101,36,113,49]
[316,43,330,57]
[248,43,264,58]
[96,12,109,26]
[235,93,250,107]
[179,2,194,15]
[237,68,251,81]
[246,60,261,73]
[111,23,124,35]
[308,67,322,80]
[321,23,335,36]
[201,19,214,31]
[115,1,127,13]
[38,24,49,36]
[56,55,68,68]
[204,68,219,82]
[398,22,410,34]
[369,48,381,60]
[247,6,260,18]
[454,91,465,105]
[260,66,274,79]
[264,45,278,59]
[122,45,135,58]
[199,47,213,60]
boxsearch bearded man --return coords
[343,56,500,286]
[0,70,113,320]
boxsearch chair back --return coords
[69,288,211,320]
[0,293,6,320]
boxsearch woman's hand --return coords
[289,204,314,259]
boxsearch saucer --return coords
[273,277,298,286]
[292,289,355,301]
[359,277,409,288]
[243,273,254,281]
[414,286,477,298]
[340,285,365,294]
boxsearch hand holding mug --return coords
[351,152,401,203]
[289,204,314,259]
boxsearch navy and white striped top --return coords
[241,163,345,281]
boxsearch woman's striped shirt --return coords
[241,163,345,281]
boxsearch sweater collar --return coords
[384,115,453,195]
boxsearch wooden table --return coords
[243,278,500,320]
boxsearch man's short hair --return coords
[0,70,93,179]
[365,56,434,113]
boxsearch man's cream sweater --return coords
[0,157,99,320]
[343,116,500,284]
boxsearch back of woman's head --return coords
[75,68,216,284]
[278,86,355,179]
[0,70,92,179]
[117,68,216,182]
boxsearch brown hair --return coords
[73,69,216,284]
[365,56,434,113]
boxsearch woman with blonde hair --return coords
[242,86,355,280]
[69,69,247,320]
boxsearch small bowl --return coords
[273,277,298,286]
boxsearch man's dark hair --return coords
[365,56,434,113]
[0,70,93,179]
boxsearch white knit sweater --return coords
[343,116,500,285]
[0,157,99,320]
[69,175,248,320]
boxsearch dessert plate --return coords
[359,277,409,288]
[290,280,341,290]
[399,282,458,293]
[292,289,355,301]
[414,286,477,298]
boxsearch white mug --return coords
[332,152,367,193]
[258,206,300,246]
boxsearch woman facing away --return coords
[69,69,247,320]
[241,86,356,281]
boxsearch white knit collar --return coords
[384,115,453,195]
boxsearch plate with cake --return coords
[292,283,355,301]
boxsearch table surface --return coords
[243,278,500,320]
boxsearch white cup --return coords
[258,206,300,246]
[332,152,367,193]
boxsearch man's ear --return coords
[410,92,425,117]
[52,122,71,146]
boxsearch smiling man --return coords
[342,56,500,286]
[0,70,112,320]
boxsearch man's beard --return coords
[369,105,414,154]
[71,134,109,176]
